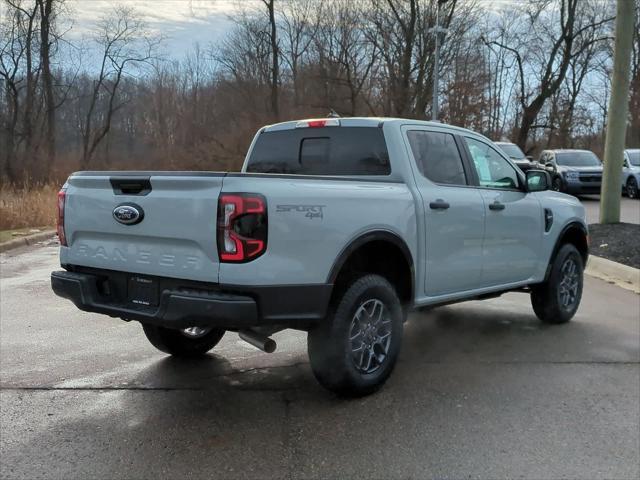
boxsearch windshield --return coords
[497,143,526,160]
[556,151,601,167]
[628,150,640,166]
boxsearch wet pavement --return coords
[1,244,639,479]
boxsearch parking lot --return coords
[1,243,638,479]
[581,196,639,224]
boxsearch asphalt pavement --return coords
[580,196,639,224]
[1,244,639,480]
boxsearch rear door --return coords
[403,127,485,296]
[461,137,543,286]
[61,173,224,283]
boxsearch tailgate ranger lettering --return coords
[72,244,201,270]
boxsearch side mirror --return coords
[526,155,533,161]
[545,162,555,170]
[526,169,551,192]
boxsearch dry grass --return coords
[0,183,59,230]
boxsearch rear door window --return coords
[406,130,468,185]
[246,127,390,175]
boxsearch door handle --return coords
[429,199,450,210]
[489,201,505,211]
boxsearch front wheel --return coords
[627,177,638,199]
[531,244,584,324]
[142,324,225,357]
[307,274,404,397]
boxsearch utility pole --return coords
[431,0,448,121]
[600,0,635,223]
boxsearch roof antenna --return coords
[327,109,340,118]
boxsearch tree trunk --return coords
[39,0,56,178]
[516,105,538,151]
[23,5,37,155]
[2,81,20,183]
[267,0,279,120]
[601,0,634,223]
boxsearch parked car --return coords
[623,149,640,199]
[539,149,603,195]
[51,118,588,396]
[494,141,539,172]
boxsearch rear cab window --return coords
[246,127,390,176]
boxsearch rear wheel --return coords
[531,244,584,324]
[142,324,225,357]
[627,177,638,199]
[307,274,403,397]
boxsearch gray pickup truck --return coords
[51,117,589,396]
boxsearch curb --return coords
[585,255,640,294]
[0,230,57,254]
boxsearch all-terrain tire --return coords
[307,274,403,397]
[531,243,584,324]
[142,324,225,357]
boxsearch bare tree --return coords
[38,0,56,175]
[368,0,420,116]
[262,0,280,119]
[79,5,160,168]
[555,34,603,147]
[4,0,41,160]
[278,0,321,107]
[366,0,473,118]
[484,0,614,151]
[309,0,378,115]
[0,0,625,184]
[0,1,26,181]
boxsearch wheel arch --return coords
[327,231,415,308]
[545,221,589,280]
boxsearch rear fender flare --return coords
[326,230,415,300]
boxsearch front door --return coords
[462,136,543,286]
[404,128,485,296]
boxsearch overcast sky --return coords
[63,0,517,61]
[65,0,240,58]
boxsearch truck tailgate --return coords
[61,173,224,283]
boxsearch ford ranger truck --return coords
[51,117,589,396]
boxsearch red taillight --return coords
[57,189,67,246]
[217,193,267,263]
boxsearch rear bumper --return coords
[51,268,331,330]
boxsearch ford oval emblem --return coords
[113,204,144,225]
